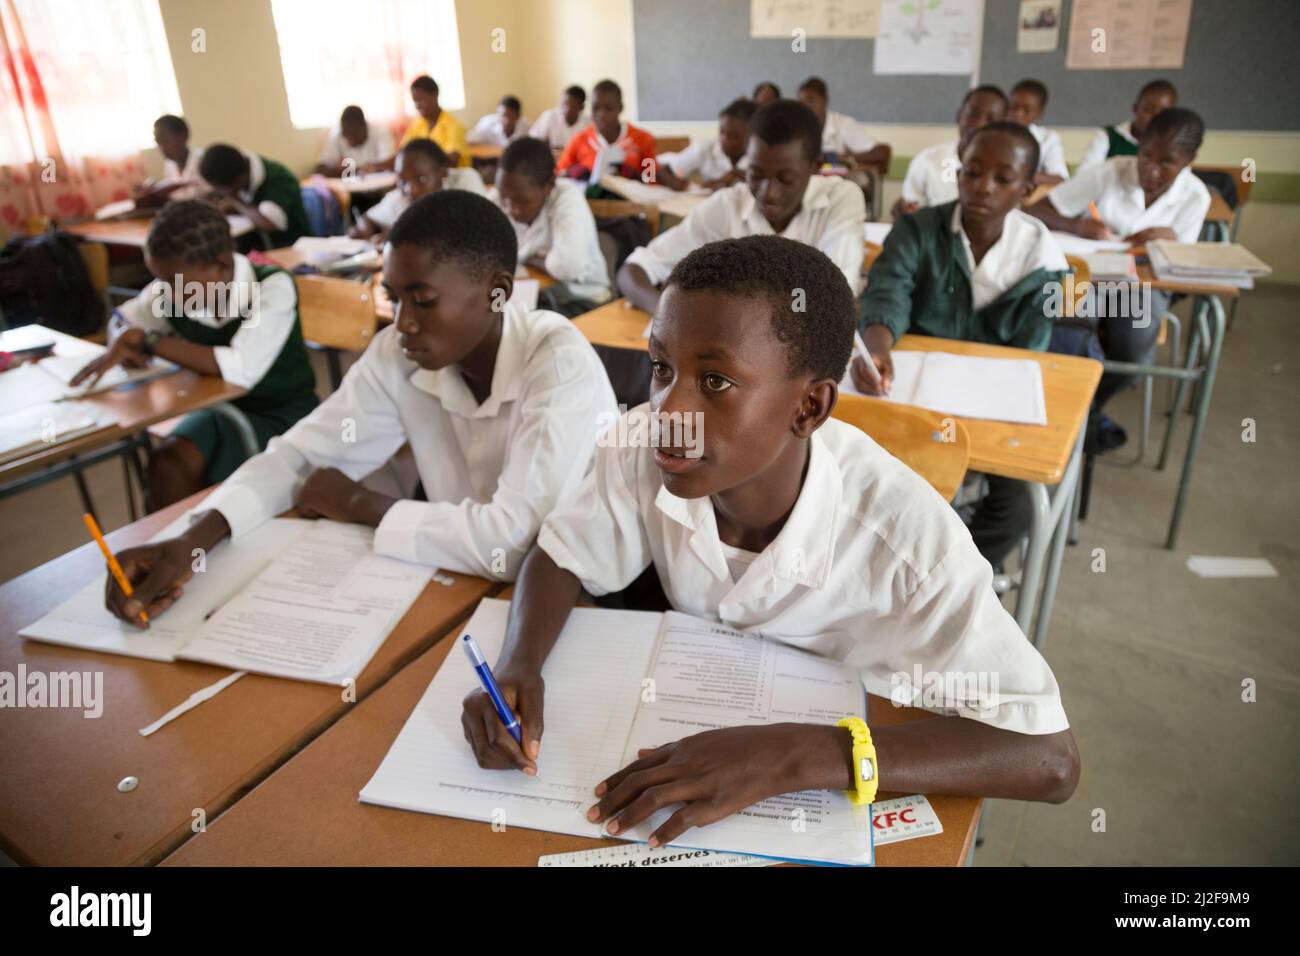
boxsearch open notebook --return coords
[20,517,430,686]
[360,598,875,866]
[841,349,1048,426]
[0,327,178,407]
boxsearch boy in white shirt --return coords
[352,139,486,242]
[528,86,587,154]
[618,99,866,313]
[100,191,618,626]
[797,76,890,170]
[494,137,611,308]
[314,105,395,177]
[1007,79,1069,184]
[461,235,1080,840]
[656,98,756,192]
[1028,107,1209,442]
[894,85,1007,218]
[1076,79,1177,172]
[467,95,530,147]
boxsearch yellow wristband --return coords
[837,717,878,805]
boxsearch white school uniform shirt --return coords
[1078,120,1135,172]
[161,148,204,200]
[1048,156,1210,244]
[113,253,297,390]
[821,109,877,156]
[538,412,1071,735]
[200,304,618,580]
[666,138,748,182]
[952,205,1068,310]
[365,169,488,229]
[529,106,588,151]
[467,113,531,147]
[900,139,960,207]
[502,179,610,302]
[624,177,867,295]
[318,124,394,169]
[1028,123,1069,180]
[237,151,288,232]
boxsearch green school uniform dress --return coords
[168,262,319,484]
[249,155,311,248]
[858,201,1066,352]
[1104,125,1140,161]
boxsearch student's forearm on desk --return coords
[498,545,582,677]
[150,336,221,376]
[1024,199,1078,234]
[179,509,233,552]
[616,262,662,314]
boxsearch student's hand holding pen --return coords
[461,670,545,775]
[1075,218,1115,241]
[848,324,895,396]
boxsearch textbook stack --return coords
[1147,240,1271,290]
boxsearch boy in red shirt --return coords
[556,78,656,185]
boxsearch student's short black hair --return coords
[1138,78,1177,100]
[197,144,248,187]
[500,137,556,185]
[592,79,622,101]
[664,235,854,383]
[400,137,450,168]
[720,97,757,122]
[967,122,1040,177]
[154,114,188,138]
[752,81,781,100]
[387,190,518,280]
[410,74,439,96]
[499,95,522,113]
[146,199,233,264]
[961,85,1009,110]
[798,76,829,99]
[750,100,823,163]
[340,105,365,125]
[1142,107,1204,157]
[564,85,586,103]
[1011,79,1048,107]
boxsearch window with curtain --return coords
[269,0,466,130]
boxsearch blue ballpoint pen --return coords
[462,634,523,746]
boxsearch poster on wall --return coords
[1066,0,1193,70]
[873,0,983,75]
[1017,0,1062,52]
[750,0,881,38]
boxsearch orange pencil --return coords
[1088,201,1102,222]
[82,513,147,625]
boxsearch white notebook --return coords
[20,518,431,686]
[360,598,874,866]
[0,327,178,408]
[842,349,1048,426]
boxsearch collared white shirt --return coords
[1078,120,1135,172]
[900,139,961,207]
[538,412,1071,735]
[500,179,610,301]
[238,151,288,233]
[952,205,1068,311]
[1048,156,1210,244]
[821,109,877,156]
[318,124,394,169]
[530,106,588,151]
[666,138,748,182]
[624,176,867,295]
[467,113,531,147]
[202,304,618,580]
[365,168,488,230]
[1028,123,1069,180]
[162,147,204,200]
[114,252,297,389]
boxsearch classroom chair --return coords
[653,136,690,155]
[832,394,971,503]
[862,241,884,288]
[295,272,378,390]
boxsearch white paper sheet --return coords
[510,278,540,311]
[841,350,1046,425]
[0,401,116,463]
[1185,557,1278,579]
[1049,231,1130,257]
[874,0,983,75]
[1065,0,1192,70]
[749,0,881,37]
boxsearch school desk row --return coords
[0,487,980,867]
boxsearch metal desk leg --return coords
[1157,301,1203,472]
[1014,481,1053,635]
[1166,295,1226,550]
[1032,434,1084,649]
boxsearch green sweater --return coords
[254,156,311,247]
[859,201,1066,352]
[1105,125,1139,160]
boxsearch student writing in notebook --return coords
[134,114,203,206]
[796,76,890,171]
[351,139,486,243]
[1006,79,1069,185]
[198,143,312,248]
[1076,79,1176,172]
[468,95,530,147]
[617,99,866,313]
[893,85,1007,218]
[1026,107,1209,448]
[461,237,1079,847]
[100,193,617,625]
[70,200,319,510]
[655,98,756,193]
[850,123,1067,571]
[314,105,394,178]
[528,85,588,154]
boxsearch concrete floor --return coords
[2,290,1296,865]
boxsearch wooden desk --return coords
[64,218,151,248]
[162,604,980,868]
[467,144,504,161]
[0,489,499,865]
[1205,190,1233,224]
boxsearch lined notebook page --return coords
[359,599,662,837]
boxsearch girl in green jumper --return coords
[72,200,319,510]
